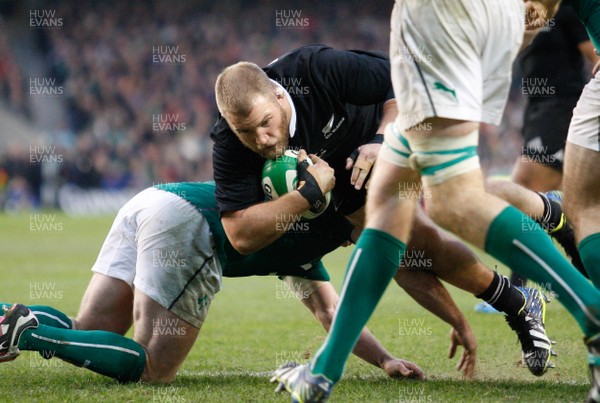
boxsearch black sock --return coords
[509,271,527,287]
[536,192,563,232]
[476,272,525,316]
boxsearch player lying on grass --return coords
[0,181,489,383]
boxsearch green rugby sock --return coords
[311,228,405,382]
[19,324,146,383]
[486,207,600,337]
[580,233,600,289]
[0,304,72,329]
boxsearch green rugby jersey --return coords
[564,0,600,50]
[154,182,353,281]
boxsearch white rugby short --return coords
[567,73,600,151]
[91,187,222,328]
[389,0,524,131]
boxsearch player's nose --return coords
[255,129,270,146]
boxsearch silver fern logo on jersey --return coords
[322,114,344,139]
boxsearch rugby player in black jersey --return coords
[212,45,552,382]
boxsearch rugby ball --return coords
[262,150,331,219]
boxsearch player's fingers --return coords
[351,156,372,186]
[448,339,457,359]
[406,363,425,380]
[354,168,369,190]
[346,148,360,170]
[457,353,469,376]
[465,355,475,380]
[297,149,308,162]
[397,364,413,378]
[350,158,364,184]
[457,352,475,380]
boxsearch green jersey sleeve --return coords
[563,0,600,50]
[154,182,352,280]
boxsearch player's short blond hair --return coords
[215,61,276,117]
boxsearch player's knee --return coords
[140,352,178,383]
[141,369,176,384]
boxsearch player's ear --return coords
[272,83,284,99]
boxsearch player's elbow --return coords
[229,237,256,255]
[222,213,258,255]
[226,229,260,255]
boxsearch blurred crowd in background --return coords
[0,0,524,211]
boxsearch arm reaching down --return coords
[283,276,425,380]
[394,269,477,379]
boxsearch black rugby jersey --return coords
[211,44,393,213]
[519,6,589,101]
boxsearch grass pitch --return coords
[0,212,591,402]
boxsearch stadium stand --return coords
[0,0,523,212]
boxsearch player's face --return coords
[226,94,289,159]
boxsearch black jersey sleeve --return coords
[311,47,394,106]
[211,116,266,213]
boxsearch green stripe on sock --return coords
[20,325,146,383]
[311,228,405,382]
[580,233,600,288]
[485,207,600,337]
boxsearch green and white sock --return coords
[311,228,405,382]
[486,207,600,337]
[580,233,600,289]
[0,304,72,329]
[19,324,146,383]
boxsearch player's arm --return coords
[315,48,397,190]
[222,151,334,254]
[394,269,477,379]
[346,99,397,190]
[291,277,425,380]
[577,40,599,64]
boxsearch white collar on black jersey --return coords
[270,79,297,138]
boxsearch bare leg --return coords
[74,273,133,334]
[563,143,600,243]
[133,290,200,383]
[486,178,545,221]
[74,273,199,383]
[511,158,562,192]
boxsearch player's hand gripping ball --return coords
[262,150,331,219]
